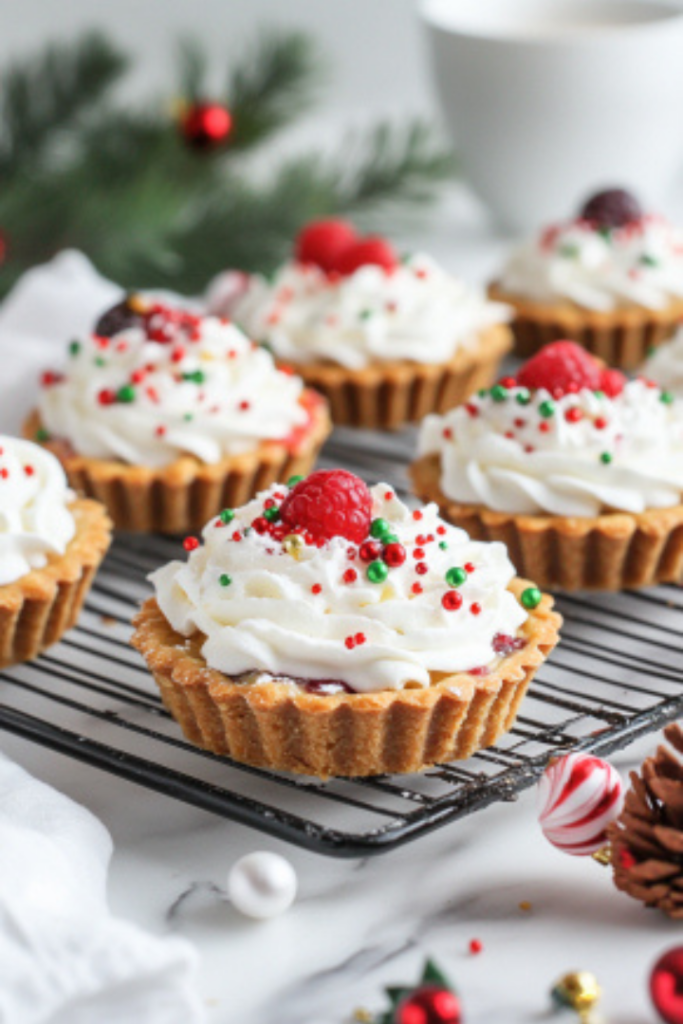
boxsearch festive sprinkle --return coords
[384,542,407,567]
[35,428,50,442]
[220,509,235,524]
[594,416,608,430]
[252,517,269,534]
[464,563,475,573]
[360,541,382,562]
[439,541,448,551]
[600,451,613,464]
[499,376,517,388]
[263,507,280,523]
[415,562,428,575]
[519,901,532,912]
[69,340,81,357]
[343,568,358,584]
[521,586,542,610]
[565,407,583,423]
[311,583,322,595]
[538,422,551,433]
[370,517,391,540]
[640,253,659,267]
[413,548,425,560]
[469,939,483,955]
[238,400,251,411]
[470,602,482,615]
[117,384,136,403]
[367,560,389,584]
[359,309,372,320]
[436,526,446,536]
[538,399,555,418]
[384,491,394,501]
[154,425,167,437]
[465,404,478,418]
[97,388,116,406]
[182,370,206,384]
[183,536,199,552]
[412,510,423,521]
[219,574,232,587]
[411,582,423,595]
[442,590,463,611]
[445,567,467,587]
[490,384,508,402]
[593,390,605,399]
[660,390,675,405]
[516,389,531,406]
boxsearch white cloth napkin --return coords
[0,253,205,1023]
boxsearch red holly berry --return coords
[294,219,357,273]
[181,102,233,150]
[600,367,627,397]
[279,469,372,544]
[395,985,462,1024]
[335,236,398,276]
[517,341,602,397]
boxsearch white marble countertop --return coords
[2,185,681,1024]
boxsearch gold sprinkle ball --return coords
[552,971,601,1018]
[283,533,305,560]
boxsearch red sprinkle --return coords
[343,568,358,584]
[24,465,35,477]
[154,425,167,437]
[470,602,482,615]
[565,407,583,423]
[436,526,447,536]
[465,404,478,418]
[183,536,199,552]
[238,400,251,411]
[443,427,454,439]
[355,632,366,645]
[412,510,423,521]
[384,543,406,567]
[384,491,394,501]
[345,636,355,649]
[442,590,463,611]
[415,562,428,575]
[413,548,425,560]
[131,369,147,384]
[97,388,116,406]
[171,346,186,363]
[594,416,608,430]
[311,583,322,595]
[538,422,551,433]
[0,468,8,479]
[411,582,423,595]
[360,541,382,563]
[252,517,269,534]
[232,531,242,542]
[514,418,526,429]
[464,562,475,573]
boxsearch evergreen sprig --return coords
[0,30,454,298]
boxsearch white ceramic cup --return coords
[420,0,683,232]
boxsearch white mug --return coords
[420,0,683,232]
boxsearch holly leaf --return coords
[385,986,412,1007]
[421,959,454,991]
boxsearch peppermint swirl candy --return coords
[538,753,624,856]
[231,255,510,370]
[151,484,527,693]
[0,436,75,586]
[38,308,309,469]
[642,327,683,397]
[499,215,683,313]
[418,380,683,517]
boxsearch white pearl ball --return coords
[228,851,297,919]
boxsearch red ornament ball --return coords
[651,948,683,1024]
[517,341,602,397]
[395,985,461,1024]
[295,219,358,273]
[280,469,372,545]
[181,102,233,150]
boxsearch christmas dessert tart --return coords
[412,341,683,591]
[0,436,111,667]
[25,298,330,533]
[131,469,560,778]
[217,219,512,429]
[489,188,683,368]
[640,324,683,398]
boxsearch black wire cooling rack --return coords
[1,427,682,858]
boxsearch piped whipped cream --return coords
[499,215,683,312]
[151,485,527,693]
[0,436,75,586]
[38,309,309,468]
[232,255,510,369]
[418,380,683,517]
[642,327,683,397]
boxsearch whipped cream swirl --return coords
[418,380,683,517]
[0,436,76,586]
[232,255,511,370]
[151,485,527,693]
[642,327,683,396]
[38,312,309,468]
[499,215,683,312]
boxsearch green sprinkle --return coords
[597,226,612,242]
[243,527,252,537]
[370,517,392,540]
[35,427,50,442]
[445,567,467,587]
[287,474,304,488]
[359,309,373,320]
[600,452,613,464]
[94,356,107,368]
[263,507,280,523]
[220,508,235,524]
[219,573,232,587]
[660,390,675,405]
[117,384,136,403]
[367,560,389,584]
[183,412,194,422]
[538,399,555,418]
[516,389,531,406]
[182,370,206,384]
[69,340,81,357]
[490,384,508,403]
[593,390,605,400]
[640,253,659,267]
[477,388,489,398]
[521,586,542,610]
[439,541,448,551]
[559,243,579,258]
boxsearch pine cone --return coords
[608,723,683,919]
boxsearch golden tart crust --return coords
[0,498,112,667]
[131,580,560,778]
[280,323,512,430]
[23,391,331,534]
[488,281,683,370]
[411,452,683,592]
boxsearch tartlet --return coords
[132,469,560,777]
[640,324,683,398]
[0,436,111,667]
[412,341,683,591]
[25,298,331,534]
[489,188,683,369]
[215,219,513,430]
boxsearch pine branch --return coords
[0,32,127,176]
[227,31,322,149]
[178,38,205,104]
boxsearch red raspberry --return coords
[280,470,372,544]
[517,341,602,397]
[599,367,626,397]
[335,237,398,276]
[294,219,357,273]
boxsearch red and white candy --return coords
[537,752,624,856]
